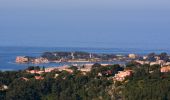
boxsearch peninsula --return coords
[15,51,170,67]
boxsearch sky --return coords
[0,0,170,49]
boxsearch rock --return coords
[16,56,29,63]
[33,57,49,64]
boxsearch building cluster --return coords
[26,65,70,74]
[26,64,109,75]
[135,59,170,67]
[128,53,170,67]
[134,60,170,66]
[23,64,170,82]
[14,52,170,83]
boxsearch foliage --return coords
[122,64,170,100]
[1,63,170,100]
[0,65,115,100]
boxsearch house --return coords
[45,67,57,72]
[20,77,29,81]
[160,66,170,73]
[143,56,148,60]
[26,70,44,74]
[165,62,170,66]
[62,68,73,73]
[98,73,102,76]
[114,70,133,81]
[54,74,59,78]
[102,70,112,76]
[150,60,165,66]
[35,76,44,80]
[78,64,93,72]
[128,54,137,59]
[79,68,91,72]
[135,60,149,65]
[0,85,8,91]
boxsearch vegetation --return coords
[0,64,119,100]
[1,63,170,100]
[41,51,117,61]
[122,64,170,100]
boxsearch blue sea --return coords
[0,46,169,71]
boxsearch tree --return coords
[69,66,78,71]
[92,63,101,69]
[159,52,169,61]
[147,52,156,62]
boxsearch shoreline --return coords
[1,61,126,71]
[2,47,170,72]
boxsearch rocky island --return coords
[16,56,49,64]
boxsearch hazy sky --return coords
[0,0,170,48]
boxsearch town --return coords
[0,53,170,100]
[1,58,170,99]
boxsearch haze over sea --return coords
[0,0,170,71]
[0,46,170,71]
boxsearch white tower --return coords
[90,53,92,59]
[71,52,75,59]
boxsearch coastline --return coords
[1,46,170,71]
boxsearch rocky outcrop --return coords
[16,56,49,64]
[16,56,29,63]
[33,57,49,64]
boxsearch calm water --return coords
[0,46,169,71]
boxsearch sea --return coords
[0,46,170,71]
